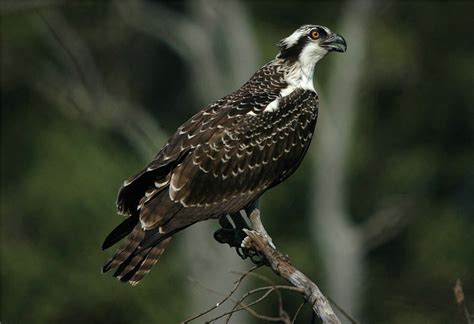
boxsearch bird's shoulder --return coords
[151,61,289,159]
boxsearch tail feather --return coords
[129,240,170,283]
[102,224,144,274]
[102,203,209,284]
[122,238,171,285]
[102,223,173,284]
[102,216,138,250]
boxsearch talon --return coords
[248,249,269,266]
[214,211,270,266]
[241,236,252,249]
[236,247,247,260]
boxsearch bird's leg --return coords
[244,208,276,249]
[230,212,250,234]
[214,211,249,250]
[213,210,269,266]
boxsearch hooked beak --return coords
[321,33,347,53]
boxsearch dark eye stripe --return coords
[278,35,309,60]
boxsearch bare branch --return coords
[183,265,260,323]
[231,269,276,286]
[212,284,304,323]
[185,267,313,324]
[241,270,291,323]
[228,269,290,323]
[242,229,342,324]
[292,300,307,324]
[222,287,285,323]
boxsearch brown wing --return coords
[116,63,287,219]
[169,89,318,212]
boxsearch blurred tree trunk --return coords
[115,0,259,321]
[311,0,374,320]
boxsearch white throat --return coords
[262,42,327,114]
[286,44,327,92]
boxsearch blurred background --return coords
[1,0,473,323]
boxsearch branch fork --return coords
[242,227,341,324]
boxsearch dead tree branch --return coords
[184,268,304,324]
[242,229,342,324]
[183,265,260,323]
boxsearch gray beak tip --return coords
[322,33,347,53]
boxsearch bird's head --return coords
[277,24,347,63]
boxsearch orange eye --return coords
[310,30,320,40]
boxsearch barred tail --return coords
[102,224,171,285]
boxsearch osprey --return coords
[102,24,346,284]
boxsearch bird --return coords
[102,24,347,285]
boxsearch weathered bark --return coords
[243,229,341,324]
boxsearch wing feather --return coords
[170,89,318,209]
[116,62,318,216]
